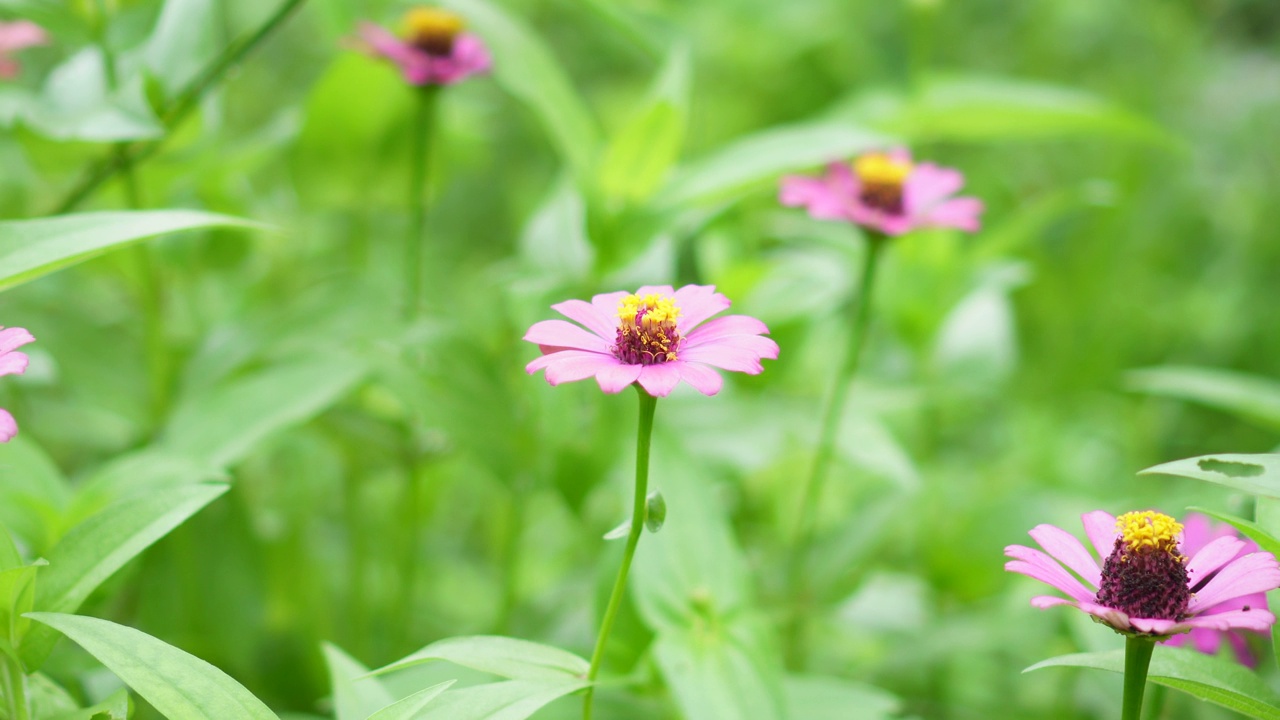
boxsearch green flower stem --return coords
[52,0,309,214]
[785,233,886,664]
[1123,636,1156,720]
[2,655,29,720]
[406,86,442,320]
[583,387,658,720]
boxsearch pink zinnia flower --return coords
[1006,510,1280,639]
[780,149,983,236]
[1160,513,1270,666]
[0,21,48,80]
[524,285,778,398]
[0,326,35,442]
[356,7,490,86]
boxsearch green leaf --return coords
[22,483,230,670]
[161,355,368,468]
[516,176,593,279]
[0,210,263,292]
[1139,454,1280,499]
[0,435,69,552]
[410,680,587,720]
[0,559,46,651]
[783,675,901,720]
[438,0,600,176]
[652,623,785,720]
[26,613,279,720]
[25,48,163,142]
[47,687,131,720]
[1025,646,1280,719]
[598,45,691,204]
[1185,506,1280,559]
[376,636,589,682]
[657,121,891,207]
[322,643,394,720]
[366,681,455,720]
[1126,366,1280,432]
[141,0,220,98]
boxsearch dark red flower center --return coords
[612,293,681,366]
[853,153,912,216]
[402,7,463,56]
[1094,511,1189,624]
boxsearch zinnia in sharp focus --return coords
[780,149,983,236]
[1006,510,1280,639]
[356,7,490,86]
[524,285,778,398]
[0,20,48,80]
[1159,513,1271,666]
[0,326,35,442]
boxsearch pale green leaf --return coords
[322,643,394,720]
[47,687,131,720]
[1127,366,1280,432]
[376,636,588,682]
[0,435,70,551]
[1139,454,1280,499]
[1185,506,1280,559]
[0,210,263,292]
[26,49,163,142]
[27,613,279,720]
[517,176,593,279]
[1025,646,1280,719]
[652,623,785,720]
[783,675,901,720]
[598,45,690,204]
[366,681,455,720]
[413,680,586,720]
[142,0,220,98]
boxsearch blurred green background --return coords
[1,0,1279,717]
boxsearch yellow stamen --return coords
[1116,511,1183,555]
[853,153,913,186]
[617,294,680,327]
[401,7,464,53]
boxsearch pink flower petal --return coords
[526,349,609,375]
[636,363,682,397]
[678,363,723,396]
[1182,608,1277,634]
[357,22,422,67]
[1030,595,1076,609]
[1181,513,1214,554]
[1228,631,1259,667]
[1130,617,1179,635]
[1029,524,1102,589]
[673,286,732,333]
[543,352,623,386]
[0,351,28,378]
[0,21,48,53]
[1076,600,1131,630]
[448,34,491,77]
[779,173,851,221]
[523,320,610,353]
[1162,628,1221,655]
[0,327,35,355]
[551,299,615,339]
[0,408,15,442]
[590,291,631,324]
[1188,552,1280,614]
[1004,544,1094,603]
[923,197,984,232]
[903,163,964,214]
[1081,511,1118,560]
[679,343,767,375]
[594,363,642,393]
[683,315,771,347]
[635,284,676,298]
[1186,536,1247,585]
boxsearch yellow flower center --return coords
[613,294,681,365]
[401,7,464,55]
[1116,511,1183,555]
[853,153,913,215]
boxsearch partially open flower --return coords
[356,7,490,86]
[524,285,778,398]
[0,326,35,442]
[0,21,48,80]
[1160,513,1271,666]
[780,149,983,236]
[1006,510,1280,639]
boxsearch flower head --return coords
[1161,513,1271,666]
[780,149,983,236]
[1006,510,1280,639]
[0,326,35,442]
[355,7,490,86]
[524,285,778,398]
[0,21,48,80]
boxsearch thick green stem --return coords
[785,234,886,665]
[52,0,309,214]
[2,656,30,720]
[1123,636,1156,720]
[405,86,441,320]
[583,387,657,720]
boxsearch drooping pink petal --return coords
[594,363,642,393]
[0,327,35,355]
[1186,536,1248,584]
[526,349,608,375]
[683,315,771,347]
[1163,626,1222,655]
[1004,545,1095,603]
[779,175,849,221]
[590,291,631,324]
[636,363,682,397]
[1081,511,1118,560]
[677,363,723,396]
[1030,595,1076,609]
[1182,608,1277,634]
[523,320,611,353]
[903,163,964,214]
[0,21,48,53]
[357,22,423,67]
[551,299,616,339]
[1029,524,1102,589]
[1188,553,1280,614]
[1227,631,1259,668]
[679,344,767,375]
[0,408,15,442]
[1076,601,1131,630]
[0,351,28,377]
[542,352,623,386]
[923,197,984,232]
[1130,617,1180,635]
[448,34,491,77]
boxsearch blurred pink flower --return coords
[1161,513,1270,666]
[525,285,778,398]
[356,7,490,86]
[0,20,48,80]
[780,149,983,236]
[0,326,35,442]
[1006,510,1280,639]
